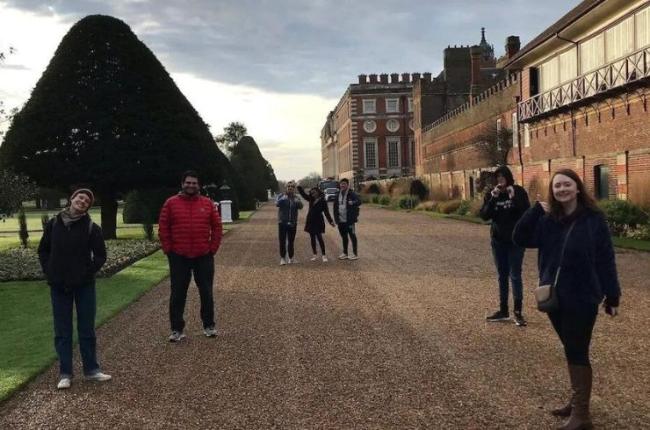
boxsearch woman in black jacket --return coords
[297,185,334,262]
[38,188,111,390]
[513,169,621,430]
[479,165,530,326]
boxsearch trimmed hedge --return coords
[598,199,648,232]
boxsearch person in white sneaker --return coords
[297,185,335,263]
[38,188,112,389]
[333,179,361,260]
[276,181,303,265]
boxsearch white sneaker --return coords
[168,331,186,342]
[85,372,112,382]
[322,255,328,262]
[310,255,318,261]
[290,258,298,264]
[348,254,359,260]
[203,326,217,337]
[280,258,287,266]
[338,253,348,260]
[57,377,71,390]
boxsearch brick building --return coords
[322,29,503,185]
[415,0,650,208]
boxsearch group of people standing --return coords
[38,166,622,429]
[275,177,361,265]
[480,165,621,430]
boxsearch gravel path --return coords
[1,204,649,429]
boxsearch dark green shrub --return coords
[18,208,28,248]
[378,195,391,206]
[123,188,176,224]
[371,194,380,204]
[456,200,471,216]
[398,195,420,209]
[598,199,649,234]
[367,183,381,194]
[409,179,429,200]
[360,193,374,204]
[438,200,462,214]
[142,223,154,241]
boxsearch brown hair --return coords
[547,168,599,219]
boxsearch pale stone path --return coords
[1,204,649,429]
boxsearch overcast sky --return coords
[0,0,581,180]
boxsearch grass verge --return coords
[612,236,650,252]
[0,251,169,403]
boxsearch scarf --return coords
[60,208,86,227]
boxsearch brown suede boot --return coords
[552,364,574,417]
[557,365,593,430]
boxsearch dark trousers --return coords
[548,304,598,366]
[168,253,215,332]
[278,223,297,258]
[490,239,525,312]
[337,222,358,255]
[310,233,326,255]
[50,282,100,377]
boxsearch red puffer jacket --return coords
[158,194,223,258]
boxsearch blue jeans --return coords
[490,239,525,313]
[50,282,100,377]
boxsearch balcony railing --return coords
[519,46,650,122]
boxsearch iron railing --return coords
[519,46,650,122]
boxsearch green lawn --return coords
[0,251,170,402]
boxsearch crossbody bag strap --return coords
[552,220,577,287]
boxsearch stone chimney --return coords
[470,45,482,99]
[390,73,399,83]
[505,36,521,59]
[369,74,378,83]
[358,74,367,84]
[380,73,389,84]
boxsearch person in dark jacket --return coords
[38,188,110,390]
[276,180,303,265]
[333,178,362,260]
[159,171,223,342]
[479,165,530,326]
[513,168,621,430]
[297,185,335,262]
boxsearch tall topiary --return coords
[0,15,234,238]
[230,136,278,209]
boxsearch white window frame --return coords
[408,97,413,113]
[386,98,399,113]
[386,118,400,132]
[524,123,530,148]
[363,120,377,133]
[364,137,378,169]
[386,136,401,168]
[362,99,376,114]
[512,112,519,148]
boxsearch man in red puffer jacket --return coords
[158,170,223,342]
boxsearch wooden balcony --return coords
[519,46,650,122]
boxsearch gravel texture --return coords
[1,204,649,429]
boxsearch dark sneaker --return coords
[514,312,527,327]
[486,310,510,322]
[168,331,186,342]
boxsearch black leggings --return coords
[548,304,598,366]
[310,233,326,255]
[278,223,297,258]
[337,222,357,255]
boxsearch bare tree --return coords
[475,122,513,167]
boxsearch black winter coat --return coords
[38,213,107,289]
[333,190,361,224]
[513,203,621,308]
[479,185,530,243]
[297,186,334,234]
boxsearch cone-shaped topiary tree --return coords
[230,136,278,210]
[0,15,233,238]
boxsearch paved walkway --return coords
[1,204,649,429]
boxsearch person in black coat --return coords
[333,178,362,260]
[38,188,111,390]
[513,169,621,430]
[297,185,335,262]
[479,165,530,326]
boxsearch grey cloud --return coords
[5,0,580,97]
